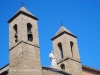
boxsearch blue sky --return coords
[0,0,100,70]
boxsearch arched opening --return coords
[60,64,65,71]
[13,24,18,42]
[58,42,63,58]
[70,41,74,57]
[27,23,33,42]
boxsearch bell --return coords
[14,33,17,38]
[28,31,32,34]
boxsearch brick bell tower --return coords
[51,25,82,75]
[8,6,42,75]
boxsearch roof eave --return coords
[8,11,39,23]
[82,65,100,72]
[0,63,9,70]
[51,31,77,41]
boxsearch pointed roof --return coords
[51,26,77,40]
[54,26,73,37]
[17,6,34,16]
[8,6,38,23]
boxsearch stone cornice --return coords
[9,40,39,51]
[42,66,71,75]
[57,56,81,64]
[51,31,77,41]
[8,11,38,23]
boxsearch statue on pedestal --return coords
[49,50,58,69]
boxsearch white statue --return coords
[49,51,57,68]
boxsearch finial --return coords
[61,22,63,26]
[21,2,24,6]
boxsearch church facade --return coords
[0,6,100,75]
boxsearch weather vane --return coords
[61,22,63,26]
[21,2,24,6]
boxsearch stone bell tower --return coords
[8,6,42,75]
[51,25,82,75]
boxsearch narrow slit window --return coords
[58,42,63,58]
[13,24,18,42]
[70,41,74,57]
[27,23,33,42]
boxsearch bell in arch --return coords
[14,33,17,38]
[27,30,32,35]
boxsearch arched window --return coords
[58,42,63,58]
[27,23,33,42]
[70,41,74,57]
[60,64,65,71]
[13,24,18,42]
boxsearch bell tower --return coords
[51,25,82,75]
[8,6,42,75]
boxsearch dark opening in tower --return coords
[60,64,65,71]
[70,41,74,57]
[27,23,33,42]
[58,42,63,58]
[13,24,18,42]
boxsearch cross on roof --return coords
[61,22,63,26]
[21,2,24,6]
